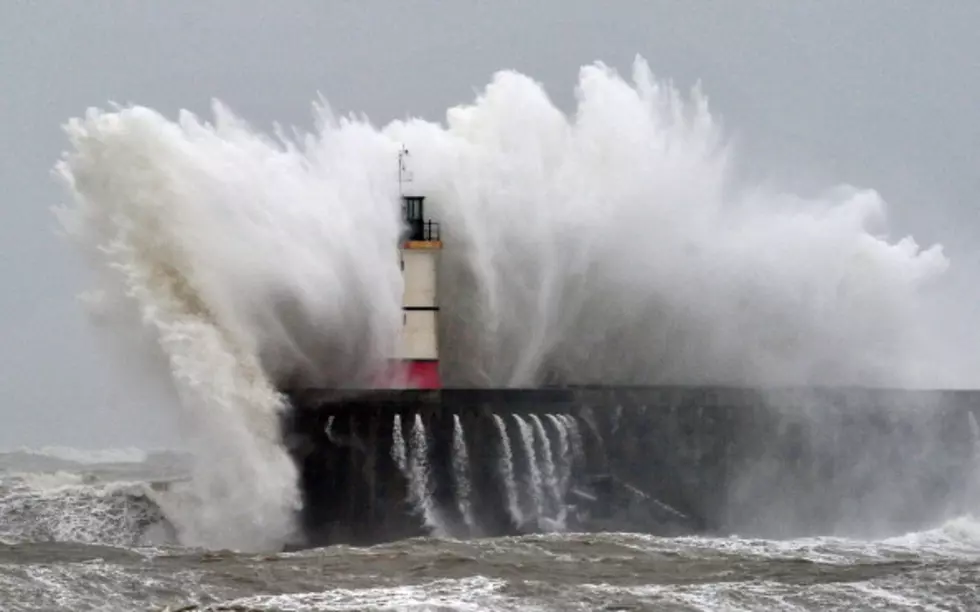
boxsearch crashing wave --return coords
[53,57,963,551]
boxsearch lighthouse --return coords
[394,147,442,389]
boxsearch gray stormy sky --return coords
[0,1,978,449]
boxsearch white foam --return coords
[0,478,169,547]
[588,516,980,565]
[577,579,959,612]
[53,57,964,551]
[879,515,980,557]
[1,562,205,612]
[200,576,535,612]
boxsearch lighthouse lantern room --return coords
[395,148,442,390]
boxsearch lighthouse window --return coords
[403,196,424,221]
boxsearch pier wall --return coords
[281,387,980,548]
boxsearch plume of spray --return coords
[54,103,406,551]
[54,56,957,550]
[392,58,952,387]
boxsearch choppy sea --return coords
[1,447,978,611]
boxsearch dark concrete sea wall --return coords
[281,386,980,548]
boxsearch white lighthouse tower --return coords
[393,147,442,389]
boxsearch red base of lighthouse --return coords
[403,360,441,389]
[373,360,441,390]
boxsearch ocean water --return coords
[1,447,979,611]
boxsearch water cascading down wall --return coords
[281,386,980,548]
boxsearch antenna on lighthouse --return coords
[397,144,413,196]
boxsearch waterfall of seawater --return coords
[513,415,544,526]
[580,408,606,465]
[452,414,476,534]
[530,414,563,530]
[323,415,342,448]
[409,414,444,535]
[562,415,585,467]
[391,414,407,475]
[546,414,573,509]
[493,414,523,527]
